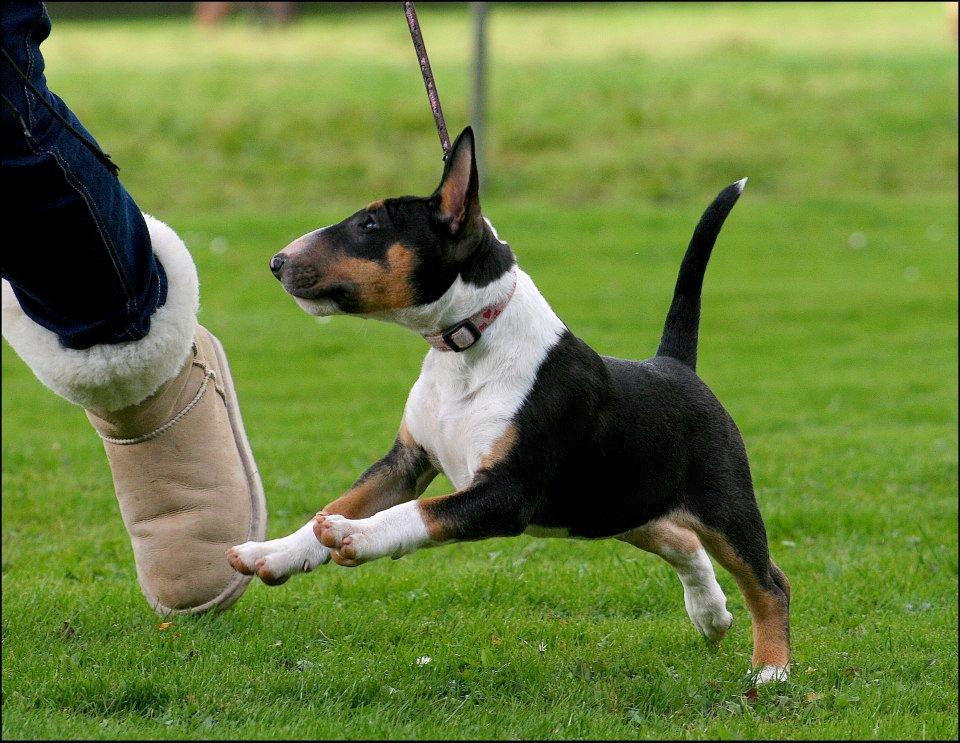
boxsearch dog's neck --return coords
[385,220,566,364]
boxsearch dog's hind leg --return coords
[618,518,733,642]
[675,501,791,684]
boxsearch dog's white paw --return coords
[227,521,330,585]
[314,503,429,567]
[666,546,734,642]
[684,587,734,642]
[314,513,379,566]
[752,664,790,684]
[314,513,352,549]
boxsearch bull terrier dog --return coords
[228,127,791,683]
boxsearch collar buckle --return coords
[440,318,482,352]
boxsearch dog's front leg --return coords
[316,476,532,566]
[228,421,436,584]
[226,520,333,586]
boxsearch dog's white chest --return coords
[401,269,567,491]
[406,369,524,490]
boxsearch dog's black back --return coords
[444,182,756,541]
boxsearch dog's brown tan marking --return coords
[416,497,453,543]
[674,512,791,669]
[478,424,517,472]
[322,471,397,521]
[397,418,418,449]
[318,418,436,524]
[619,516,702,563]
[365,200,384,212]
[323,242,416,313]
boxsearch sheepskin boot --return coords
[2,214,266,615]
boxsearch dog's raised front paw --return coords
[314,513,373,566]
[314,513,348,549]
[227,521,330,585]
[315,512,412,566]
[314,502,429,567]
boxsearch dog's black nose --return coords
[269,253,287,279]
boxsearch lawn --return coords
[1,2,957,739]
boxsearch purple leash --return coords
[403,1,451,159]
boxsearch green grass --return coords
[2,2,957,739]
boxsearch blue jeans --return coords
[1,0,167,350]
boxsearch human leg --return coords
[1,1,266,614]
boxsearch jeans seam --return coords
[22,5,45,131]
[47,145,142,341]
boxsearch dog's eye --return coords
[360,214,379,231]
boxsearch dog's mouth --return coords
[286,281,353,303]
[292,295,341,317]
[285,283,326,301]
[285,281,358,316]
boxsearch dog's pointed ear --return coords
[432,127,480,237]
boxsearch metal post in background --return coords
[471,2,489,188]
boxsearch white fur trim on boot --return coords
[2,214,199,412]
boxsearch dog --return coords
[227,127,791,683]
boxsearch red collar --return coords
[422,272,517,352]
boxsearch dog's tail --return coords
[655,178,746,371]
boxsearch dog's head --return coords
[271,127,512,319]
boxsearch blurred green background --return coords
[2,2,957,739]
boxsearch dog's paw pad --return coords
[340,535,356,558]
[227,541,265,575]
[331,549,361,567]
[254,557,290,586]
